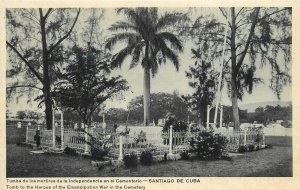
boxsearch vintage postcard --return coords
[1,0,300,190]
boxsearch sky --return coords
[6,8,292,115]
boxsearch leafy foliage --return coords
[106,8,188,74]
[180,151,190,160]
[64,147,78,156]
[140,150,153,165]
[52,45,129,124]
[6,8,81,129]
[189,130,228,160]
[248,144,255,152]
[90,147,109,161]
[15,110,43,122]
[123,153,138,167]
[105,108,128,124]
[246,104,292,125]
[182,59,217,125]
[162,116,188,132]
[106,8,189,125]
[185,7,291,129]
[237,145,247,153]
[128,92,190,124]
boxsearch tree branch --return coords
[6,41,44,84]
[258,8,290,22]
[236,8,260,70]
[47,9,81,53]
[44,8,53,20]
[6,85,43,91]
[235,8,245,19]
[219,7,232,28]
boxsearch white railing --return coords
[26,124,266,158]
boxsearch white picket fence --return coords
[26,124,265,158]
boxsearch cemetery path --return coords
[7,137,292,177]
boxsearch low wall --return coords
[6,126,26,144]
[127,126,164,145]
[264,127,292,136]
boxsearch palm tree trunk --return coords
[143,65,151,126]
[143,34,151,126]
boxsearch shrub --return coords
[162,116,188,132]
[255,134,262,143]
[265,144,273,149]
[164,152,168,162]
[180,151,190,160]
[255,145,260,151]
[90,147,109,161]
[189,130,228,160]
[140,150,153,165]
[238,145,247,153]
[221,151,232,161]
[123,153,138,168]
[248,144,255,152]
[64,147,78,155]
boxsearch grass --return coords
[6,126,26,144]
[7,136,292,177]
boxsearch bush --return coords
[140,150,153,165]
[90,147,109,161]
[248,144,255,152]
[180,151,190,160]
[255,145,260,151]
[238,145,247,153]
[64,147,78,155]
[265,144,273,149]
[254,134,263,143]
[189,130,228,160]
[221,153,232,161]
[123,153,138,168]
[162,116,188,132]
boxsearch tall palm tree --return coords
[105,8,187,126]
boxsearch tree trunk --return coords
[231,78,240,130]
[40,9,53,130]
[230,7,240,131]
[143,65,151,126]
[143,38,151,126]
[44,85,53,130]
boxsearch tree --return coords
[105,8,188,126]
[187,8,291,130]
[182,48,218,125]
[6,8,81,129]
[105,108,128,124]
[15,110,42,123]
[128,92,190,124]
[52,44,129,125]
[16,111,27,120]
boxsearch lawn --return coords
[6,136,292,177]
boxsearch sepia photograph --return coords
[5,6,292,178]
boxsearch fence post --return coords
[169,125,173,155]
[52,108,56,149]
[219,106,223,128]
[60,110,64,149]
[102,114,106,130]
[84,125,89,154]
[26,125,29,144]
[243,128,247,146]
[206,105,210,128]
[118,135,123,160]
[262,128,265,146]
